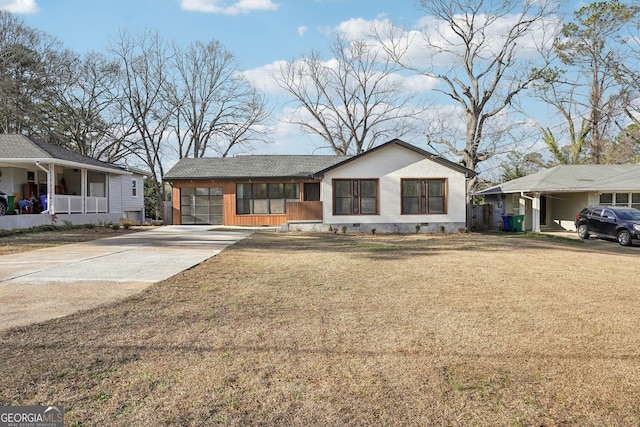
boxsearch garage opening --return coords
[180,187,223,225]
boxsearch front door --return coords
[180,187,224,225]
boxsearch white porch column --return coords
[49,164,55,214]
[81,169,87,213]
[35,162,55,215]
[518,192,541,232]
[531,193,541,233]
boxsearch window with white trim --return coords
[599,192,640,208]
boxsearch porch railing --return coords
[54,195,83,214]
[86,196,108,213]
[53,195,107,214]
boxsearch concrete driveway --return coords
[0,226,251,330]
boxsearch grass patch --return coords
[1,232,640,425]
[0,225,141,255]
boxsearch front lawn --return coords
[0,225,139,255]
[1,232,639,425]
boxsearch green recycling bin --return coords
[6,195,15,214]
[512,214,524,232]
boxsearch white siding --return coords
[108,174,122,214]
[121,174,146,222]
[120,174,144,212]
[321,144,467,230]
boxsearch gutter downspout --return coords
[35,161,55,215]
[520,191,541,232]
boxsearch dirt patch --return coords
[1,232,639,426]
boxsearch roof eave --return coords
[164,175,321,182]
[1,158,130,175]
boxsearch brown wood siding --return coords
[172,186,181,224]
[171,180,322,226]
[286,201,323,221]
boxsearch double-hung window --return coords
[333,179,378,215]
[401,179,447,214]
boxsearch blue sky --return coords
[2,0,594,177]
[6,0,430,158]
[16,0,420,69]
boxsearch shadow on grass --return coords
[3,336,638,368]
[231,231,638,261]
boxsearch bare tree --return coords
[273,35,424,155]
[606,123,640,164]
[169,40,271,158]
[372,0,558,198]
[609,4,640,159]
[46,51,137,163]
[528,68,590,165]
[108,30,173,219]
[554,0,639,164]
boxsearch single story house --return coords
[0,134,148,230]
[163,139,476,233]
[474,164,640,232]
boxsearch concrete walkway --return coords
[0,226,251,330]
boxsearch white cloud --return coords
[249,118,327,155]
[398,74,439,94]
[180,0,278,15]
[241,60,291,96]
[0,0,39,14]
[409,13,559,68]
[297,25,308,37]
[334,17,372,40]
[334,17,391,41]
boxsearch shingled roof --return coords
[164,139,476,182]
[476,164,640,195]
[0,134,125,173]
[163,155,351,181]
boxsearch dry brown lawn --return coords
[0,226,138,255]
[1,231,640,426]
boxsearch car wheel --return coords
[617,229,632,246]
[577,224,590,239]
[0,200,7,216]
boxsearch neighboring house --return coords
[163,139,476,233]
[475,164,640,232]
[0,134,148,230]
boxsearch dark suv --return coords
[575,205,640,246]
